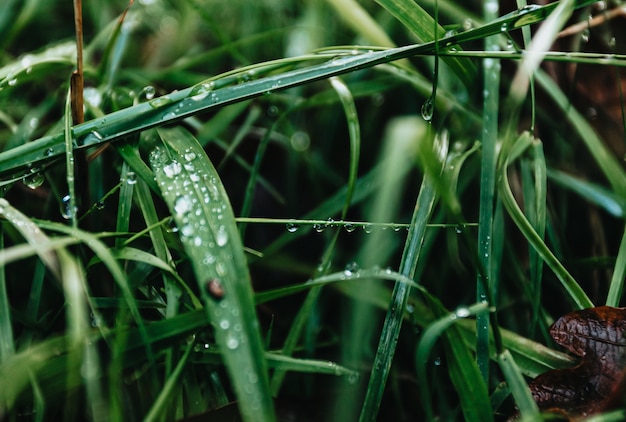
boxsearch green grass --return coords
[0,0,625,420]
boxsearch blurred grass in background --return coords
[0,0,625,420]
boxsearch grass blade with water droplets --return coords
[150,126,276,422]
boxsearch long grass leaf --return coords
[498,132,592,309]
[360,123,441,421]
[150,126,276,422]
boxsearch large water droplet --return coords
[190,81,214,101]
[149,95,172,108]
[344,223,356,233]
[286,221,299,233]
[313,223,324,233]
[216,225,228,246]
[344,262,360,276]
[23,173,44,189]
[174,195,193,216]
[60,194,77,220]
[421,98,434,121]
[163,160,182,178]
[143,85,156,100]
[226,333,239,349]
[126,171,137,185]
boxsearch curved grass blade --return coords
[150,126,275,422]
[415,302,491,421]
[497,349,540,419]
[498,132,592,309]
[0,0,599,182]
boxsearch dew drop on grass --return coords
[344,223,355,233]
[344,262,360,276]
[286,222,299,233]
[174,195,193,216]
[313,223,324,233]
[44,148,54,157]
[216,225,228,246]
[126,171,137,184]
[581,28,590,43]
[95,201,105,211]
[180,224,193,236]
[190,81,214,101]
[60,194,77,220]
[143,85,156,100]
[23,173,44,189]
[362,224,372,234]
[219,319,230,329]
[421,98,434,121]
[149,95,172,108]
[162,111,177,120]
[226,333,239,349]
[434,357,442,366]
[326,218,335,228]
[456,307,471,318]
[163,160,182,178]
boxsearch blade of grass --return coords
[606,225,626,306]
[360,123,441,421]
[476,0,502,379]
[498,132,593,309]
[150,126,276,421]
[0,226,14,362]
[497,349,540,420]
[415,302,491,421]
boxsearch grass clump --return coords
[0,0,625,420]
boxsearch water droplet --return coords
[126,171,137,184]
[96,201,105,211]
[313,223,324,233]
[344,262,360,276]
[500,22,508,32]
[456,307,470,318]
[79,131,104,146]
[347,372,360,384]
[184,151,197,162]
[506,39,514,50]
[434,357,442,366]
[392,224,402,232]
[226,333,239,349]
[421,98,434,121]
[216,225,228,246]
[219,319,230,329]
[61,194,77,220]
[609,37,616,48]
[8,78,17,86]
[286,221,299,233]
[454,224,464,234]
[267,105,279,117]
[190,81,214,101]
[326,218,335,228]
[163,160,182,178]
[149,95,172,108]
[162,111,177,120]
[463,19,473,31]
[581,28,590,43]
[23,173,44,189]
[143,85,156,100]
[362,224,372,234]
[174,195,192,216]
[406,304,415,314]
[180,224,194,236]
[44,148,54,157]
[344,223,356,233]
[290,131,310,152]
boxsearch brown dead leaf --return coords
[529,306,626,419]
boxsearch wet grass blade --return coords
[360,123,441,421]
[498,132,592,309]
[150,126,275,422]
